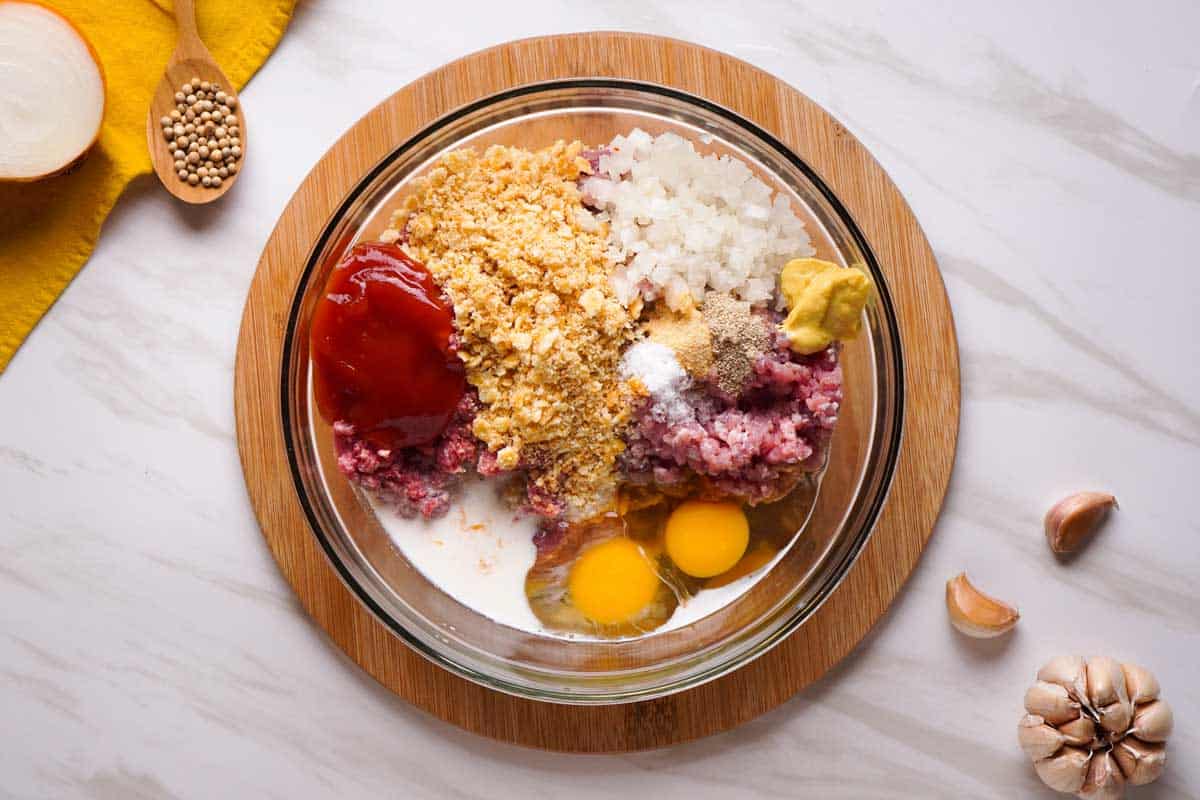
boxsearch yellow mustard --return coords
[779,258,872,354]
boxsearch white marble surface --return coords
[2,1,1198,797]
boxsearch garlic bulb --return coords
[1020,657,1171,797]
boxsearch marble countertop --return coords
[2,1,1198,797]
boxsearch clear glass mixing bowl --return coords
[280,80,904,704]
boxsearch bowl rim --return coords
[278,77,906,704]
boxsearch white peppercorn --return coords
[167,79,240,190]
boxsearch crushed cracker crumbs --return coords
[390,141,636,518]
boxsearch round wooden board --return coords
[235,32,959,753]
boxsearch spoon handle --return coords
[174,0,198,40]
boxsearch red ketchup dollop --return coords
[310,242,465,449]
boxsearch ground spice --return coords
[642,304,712,378]
[701,292,770,395]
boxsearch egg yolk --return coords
[707,541,777,588]
[664,500,750,578]
[568,537,661,625]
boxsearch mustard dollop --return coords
[779,258,872,354]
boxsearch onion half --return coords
[0,1,106,182]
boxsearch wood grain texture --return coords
[234,32,959,753]
[145,0,243,204]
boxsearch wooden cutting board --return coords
[234,32,959,752]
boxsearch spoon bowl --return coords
[146,0,244,204]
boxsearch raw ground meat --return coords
[619,322,842,504]
[336,390,569,521]
[334,392,482,519]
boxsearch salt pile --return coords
[619,341,693,424]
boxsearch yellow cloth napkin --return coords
[0,0,294,372]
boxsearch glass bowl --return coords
[281,80,904,704]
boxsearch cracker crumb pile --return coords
[392,142,635,517]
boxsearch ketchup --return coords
[310,242,465,449]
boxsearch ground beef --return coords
[336,389,573,521]
[334,392,482,519]
[619,326,842,504]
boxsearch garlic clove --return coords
[1086,656,1128,707]
[1087,656,1133,731]
[1120,663,1160,705]
[1039,655,1089,702]
[1095,700,1135,736]
[1045,491,1117,553]
[1112,737,1167,786]
[1025,681,1081,725]
[1035,746,1092,794]
[1018,714,1065,760]
[1078,751,1125,800]
[945,573,1019,638]
[1058,715,1099,748]
[1130,699,1174,743]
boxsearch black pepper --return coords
[701,292,769,395]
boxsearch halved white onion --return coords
[0,1,105,182]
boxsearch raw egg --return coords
[706,540,777,588]
[567,537,661,625]
[664,500,750,578]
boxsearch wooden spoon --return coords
[145,0,244,203]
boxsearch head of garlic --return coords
[1020,657,1171,798]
